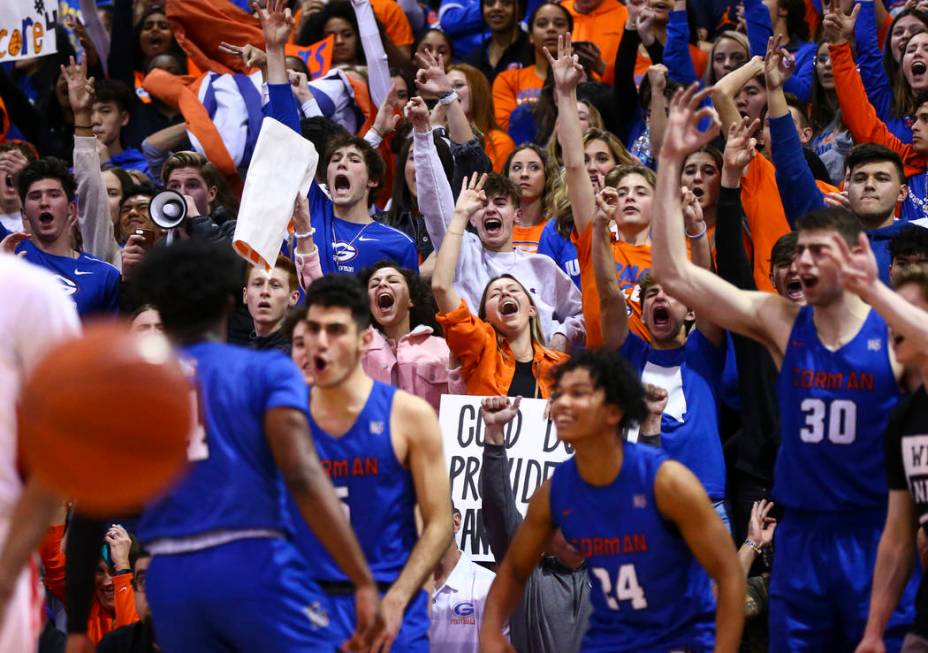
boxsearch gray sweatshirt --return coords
[74,136,121,270]
[480,444,591,653]
[413,129,585,344]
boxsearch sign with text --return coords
[439,395,573,563]
[1,0,57,62]
[285,35,334,81]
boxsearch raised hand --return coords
[60,56,95,116]
[764,34,795,90]
[291,194,312,235]
[404,96,431,133]
[594,186,619,228]
[626,0,646,28]
[218,42,268,70]
[542,34,585,94]
[414,51,453,97]
[647,63,668,97]
[747,499,776,548]
[660,83,721,161]
[105,525,132,570]
[681,187,705,235]
[288,70,313,103]
[453,172,488,218]
[825,232,880,296]
[637,6,657,45]
[721,117,760,183]
[252,0,293,50]
[0,149,30,188]
[0,231,29,255]
[372,81,404,137]
[481,395,522,433]
[573,41,606,78]
[822,0,860,45]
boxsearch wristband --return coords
[111,568,132,576]
[294,228,316,239]
[744,538,763,555]
[437,90,459,106]
[686,222,707,240]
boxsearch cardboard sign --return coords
[439,395,573,563]
[1,0,57,61]
[285,35,334,80]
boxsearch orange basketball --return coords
[19,322,192,516]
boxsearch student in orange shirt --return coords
[447,63,516,172]
[559,0,628,83]
[492,2,572,132]
[505,144,556,253]
[432,174,568,397]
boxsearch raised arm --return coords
[258,0,302,132]
[651,84,795,362]
[654,460,745,653]
[479,397,526,562]
[266,407,383,650]
[415,52,475,144]
[716,118,761,290]
[591,187,629,351]
[710,56,764,137]
[680,186,723,346]
[410,97,455,249]
[431,173,487,314]
[663,1,699,86]
[351,0,392,107]
[547,35,597,235]
[648,65,670,158]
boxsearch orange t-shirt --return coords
[560,0,627,85]
[492,67,544,132]
[487,128,516,173]
[633,44,706,83]
[574,223,652,347]
[512,220,549,254]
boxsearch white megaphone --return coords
[149,190,188,229]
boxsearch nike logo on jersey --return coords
[357,236,380,242]
[74,269,93,276]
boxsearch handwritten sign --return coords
[439,395,573,563]
[285,35,334,81]
[1,0,57,62]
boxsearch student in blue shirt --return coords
[92,80,152,179]
[1,158,120,317]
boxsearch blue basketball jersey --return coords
[138,343,309,543]
[550,444,716,653]
[775,306,901,512]
[292,381,418,583]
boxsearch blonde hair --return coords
[478,274,547,350]
[545,99,604,165]
[704,31,751,87]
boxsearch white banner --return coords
[439,395,573,563]
[1,0,57,62]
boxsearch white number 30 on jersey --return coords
[592,564,648,610]
[799,398,857,445]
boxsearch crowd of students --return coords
[6,0,928,650]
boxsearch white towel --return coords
[233,118,318,271]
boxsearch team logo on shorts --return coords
[304,601,330,629]
[450,601,476,625]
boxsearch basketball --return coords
[19,322,192,516]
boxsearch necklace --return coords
[332,219,374,263]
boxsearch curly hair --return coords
[358,261,443,336]
[551,350,647,430]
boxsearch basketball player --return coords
[0,254,80,650]
[650,83,917,650]
[479,351,745,652]
[295,275,452,651]
[131,240,383,652]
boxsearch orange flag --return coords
[166,0,264,75]
[284,35,334,80]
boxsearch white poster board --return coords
[439,395,573,563]
[0,0,57,62]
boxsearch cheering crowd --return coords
[6,0,928,650]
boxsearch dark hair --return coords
[413,28,455,62]
[18,158,77,203]
[134,6,185,71]
[322,134,386,205]
[299,1,363,62]
[551,350,647,430]
[133,240,243,335]
[683,146,723,175]
[484,173,521,207]
[796,207,862,246]
[915,91,928,115]
[304,274,371,330]
[784,93,811,130]
[810,41,841,133]
[883,9,928,118]
[892,263,928,301]
[482,0,526,30]
[282,304,308,341]
[285,55,310,77]
[845,143,905,182]
[779,0,809,41]
[129,542,150,570]
[94,79,135,114]
[527,2,573,35]
[119,181,158,209]
[102,165,135,196]
[385,132,452,226]
[0,140,39,162]
[890,224,928,260]
[300,117,351,182]
[358,261,443,335]
[770,230,799,268]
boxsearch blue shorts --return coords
[769,511,919,653]
[323,585,429,652]
[146,537,338,652]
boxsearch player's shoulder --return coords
[392,388,438,424]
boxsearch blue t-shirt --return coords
[537,219,580,288]
[1,224,120,317]
[550,445,716,653]
[619,329,727,500]
[138,343,309,543]
[309,183,418,275]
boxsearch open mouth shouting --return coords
[377,291,395,310]
[332,174,351,196]
[483,216,503,237]
[37,211,55,228]
[312,355,329,374]
[499,297,520,316]
[784,277,804,302]
[800,274,819,291]
[651,305,671,329]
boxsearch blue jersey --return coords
[293,381,418,583]
[309,183,419,275]
[550,444,716,653]
[620,330,727,500]
[138,343,308,543]
[775,306,900,512]
[536,219,580,288]
[0,224,119,317]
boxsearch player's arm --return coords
[651,84,795,361]
[264,408,383,648]
[591,187,629,351]
[654,460,745,653]
[709,56,764,136]
[480,480,556,653]
[858,490,916,651]
[376,392,452,652]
